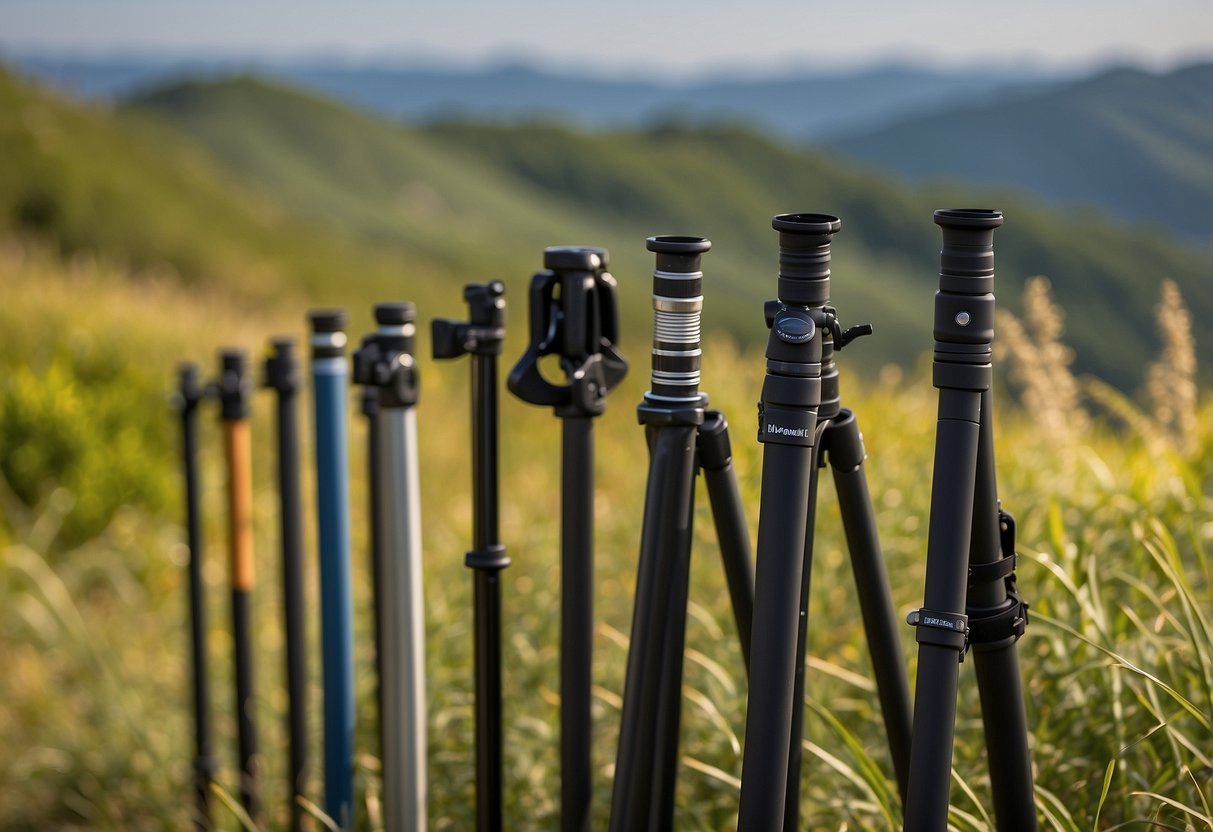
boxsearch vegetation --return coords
[829,64,1213,246]
[1,67,1210,829]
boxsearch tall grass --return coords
[2,250,1211,829]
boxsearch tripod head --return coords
[217,349,253,421]
[353,303,420,409]
[432,282,507,360]
[761,214,871,434]
[644,235,710,406]
[508,246,627,418]
[263,339,300,397]
[175,362,208,415]
[932,209,1003,392]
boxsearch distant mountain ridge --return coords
[9,53,1061,139]
[827,63,1213,249]
[119,74,1213,385]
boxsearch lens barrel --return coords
[646,235,711,402]
[772,213,841,308]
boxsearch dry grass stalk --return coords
[1144,279,1198,454]
[995,276,1088,438]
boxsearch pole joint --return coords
[354,303,420,409]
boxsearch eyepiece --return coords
[647,235,709,402]
[934,209,1003,294]
[772,213,841,307]
[932,208,1002,374]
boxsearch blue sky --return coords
[2,0,1211,78]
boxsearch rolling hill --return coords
[11,53,1056,139]
[124,74,1213,385]
[3,66,1210,387]
[828,63,1213,250]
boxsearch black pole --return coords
[434,283,510,832]
[697,411,755,674]
[177,363,215,830]
[217,349,260,823]
[822,409,913,802]
[263,339,309,831]
[968,388,1036,830]
[903,208,1004,832]
[361,384,384,778]
[782,431,824,832]
[509,247,627,832]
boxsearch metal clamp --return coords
[907,608,970,659]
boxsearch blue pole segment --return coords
[309,310,356,830]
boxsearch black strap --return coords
[907,609,969,658]
[969,587,1030,651]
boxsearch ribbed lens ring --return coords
[646,236,709,401]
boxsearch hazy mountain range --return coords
[9,53,1212,250]
[3,64,1209,388]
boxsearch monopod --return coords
[263,338,309,832]
[902,209,1035,831]
[607,236,756,832]
[309,310,356,830]
[176,362,215,830]
[353,303,427,832]
[433,282,511,832]
[216,349,261,823]
[509,247,627,832]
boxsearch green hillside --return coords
[124,74,1213,386]
[828,64,1213,250]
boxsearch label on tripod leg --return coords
[758,404,817,447]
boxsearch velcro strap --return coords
[907,609,969,657]
[968,552,1017,587]
[969,590,1029,651]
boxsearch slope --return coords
[125,76,1213,385]
[828,64,1213,249]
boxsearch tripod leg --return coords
[783,435,823,832]
[562,415,595,832]
[967,389,1035,831]
[737,440,816,831]
[609,424,699,832]
[823,408,913,802]
[698,411,755,674]
[904,388,982,832]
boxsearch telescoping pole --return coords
[354,303,427,832]
[309,310,356,830]
[176,363,215,830]
[509,248,628,832]
[433,283,510,832]
[217,349,261,824]
[263,339,309,831]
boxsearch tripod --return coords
[433,282,510,832]
[736,214,913,831]
[309,309,357,831]
[175,363,216,830]
[903,209,1034,831]
[607,236,756,832]
[215,349,261,824]
[509,247,627,832]
[353,303,427,832]
[263,339,309,832]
